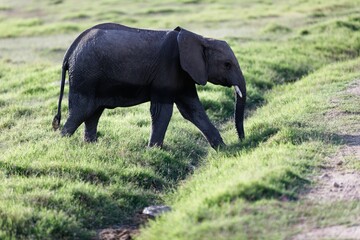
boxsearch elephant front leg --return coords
[149,102,174,147]
[175,95,225,149]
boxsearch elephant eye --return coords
[224,62,232,70]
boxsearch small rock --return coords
[320,173,330,179]
[336,160,344,166]
[333,182,340,188]
[187,164,196,172]
[142,205,171,217]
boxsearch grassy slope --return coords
[139,57,360,240]
[0,0,360,239]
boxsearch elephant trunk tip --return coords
[52,114,61,131]
[238,132,245,140]
[236,124,245,140]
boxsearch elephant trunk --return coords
[234,80,246,140]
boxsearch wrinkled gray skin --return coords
[53,23,246,149]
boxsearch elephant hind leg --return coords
[61,113,85,137]
[61,93,96,138]
[84,108,104,142]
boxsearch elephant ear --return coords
[177,28,208,85]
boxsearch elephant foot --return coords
[210,139,226,151]
[148,141,163,149]
[84,135,98,143]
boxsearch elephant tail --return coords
[52,61,68,131]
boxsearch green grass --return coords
[138,57,360,239]
[1,0,360,239]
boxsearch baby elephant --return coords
[53,23,246,149]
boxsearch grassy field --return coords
[0,0,360,239]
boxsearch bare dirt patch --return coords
[96,213,151,240]
[346,81,360,95]
[98,227,139,240]
[306,139,360,202]
[292,225,360,240]
[292,80,360,239]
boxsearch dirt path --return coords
[292,80,360,239]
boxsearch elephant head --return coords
[177,28,247,140]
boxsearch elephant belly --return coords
[96,84,150,108]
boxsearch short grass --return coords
[0,0,360,239]
[138,58,360,240]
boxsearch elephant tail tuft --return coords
[52,114,61,130]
